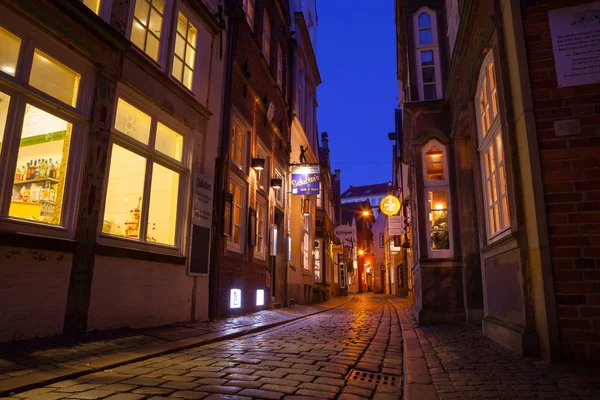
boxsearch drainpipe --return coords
[209,0,239,321]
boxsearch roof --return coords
[340,201,376,229]
[341,182,391,199]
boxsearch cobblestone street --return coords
[2,295,600,400]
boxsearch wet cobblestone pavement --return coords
[4,295,404,400]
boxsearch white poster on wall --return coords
[548,2,600,87]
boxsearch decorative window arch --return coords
[413,7,442,101]
[476,51,510,240]
[421,139,453,258]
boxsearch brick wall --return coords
[523,0,600,361]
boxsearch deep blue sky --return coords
[316,0,397,192]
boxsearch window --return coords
[316,182,323,208]
[414,8,441,101]
[130,0,166,62]
[314,239,322,282]
[255,196,266,260]
[0,20,91,235]
[445,0,460,56]
[274,168,284,205]
[277,44,283,90]
[80,0,113,20]
[380,233,385,247]
[477,52,509,239]
[227,174,246,253]
[101,96,188,249]
[243,0,255,31]
[262,11,271,63]
[302,215,310,270]
[422,140,452,258]
[172,11,197,91]
[255,145,268,191]
[230,124,245,170]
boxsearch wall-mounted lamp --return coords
[358,249,365,256]
[251,158,265,171]
[302,198,310,216]
[271,178,282,189]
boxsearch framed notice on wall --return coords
[548,2,600,87]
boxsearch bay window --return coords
[477,51,509,239]
[414,8,442,100]
[130,0,167,62]
[101,95,189,249]
[0,18,92,235]
[422,140,452,258]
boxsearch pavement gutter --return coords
[398,306,439,400]
[0,296,355,397]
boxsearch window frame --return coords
[413,7,442,101]
[262,10,271,64]
[97,87,191,255]
[254,194,267,260]
[80,0,114,21]
[421,139,453,258]
[0,15,93,239]
[230,123,246,172]
[243,0,255,31]
[227,172,247,254]
[476,51,510,242]
[170,3,201,94]
[126,0,172,66]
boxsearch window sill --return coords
[95,242,187,265]
[0,229,77,252]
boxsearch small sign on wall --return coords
[548,2,600,87]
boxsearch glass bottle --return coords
[48,158,54,179]
[33,160,39,179]
[40,159,47,178]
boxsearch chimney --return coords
[335,169,340,180]
[321,132,329,149]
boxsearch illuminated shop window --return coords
[230,289,241,309]
[172,11,197,91]
[29,50,81,107]
[256,289,264,306]
[101,95,189,248]
[0,26,21,77]
[130,0,166,62]
[0,20,91,234]
[477,51,509,239]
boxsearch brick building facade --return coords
[395,0,599,361]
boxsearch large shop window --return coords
[414,8,441,101]
[422,140,452,258]
[130,0,166,62]
[0,20,91,234]
[477,52,509,240]
[101,96,189,249]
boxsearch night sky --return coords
[316,0,397,191]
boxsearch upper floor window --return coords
[0,17,92,237]
[413,8,442,101]
[422,139,452,258]
[274,167,284,205]
[255,195,266,260]
[476,51,509,240]
[228,174,246,253]
[277,44,283,90]
[243,0,255,31]
[130,0,167,62]
[230,124,245,170]
[80,0,113,20]
[172,11,197,91]
[262,11,271,63]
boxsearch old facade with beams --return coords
[396,0,600,362]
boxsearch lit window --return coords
[227,176,245,252]
[314,239,321,282]
[243,0,255,30]
[0,91,10,158]
[277,44,283,89]
[274,168,284,205]
[230,125,244,169]
[29,50,81,107]
[102,95,189,248]
[9,105,73,226]
[477,52,509,239]
[256,289,264,306]
[262,11,271,63]
[81,0,101,14]
[0,26,21,77]
[425,146,445,180]
[428,191,449,250]
[130,0,166,62]
[255,196,266,260]
[172,11,197,91]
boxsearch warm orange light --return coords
[358,250,364,256]
[362,211,369,216]
[435,203,443,210]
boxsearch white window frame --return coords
[227,173,247,253]
[413,7,442,101]
[421,139,453,258]
[170,3,201,94]
[230,110,250,173]
[254,142,268,193]
[0,14,93,239]
[97,87,191,255]
[476,51,510,241]
[254,194,266,260]
[127,0,172,66]
[243,0,255,31]
[273,167,284,206]
[276,44,283,90]
[80,0,114,21]
[262,10,271,64]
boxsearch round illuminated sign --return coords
[380,195,401,216]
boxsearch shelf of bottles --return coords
[12,158,61,218]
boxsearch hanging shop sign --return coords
[388,215,406,236]
[291,165,320,195]
[334,224,355,241]
[380,194,401,216]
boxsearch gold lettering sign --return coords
[380,195,401,216]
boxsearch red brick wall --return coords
[523,0,600,361]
